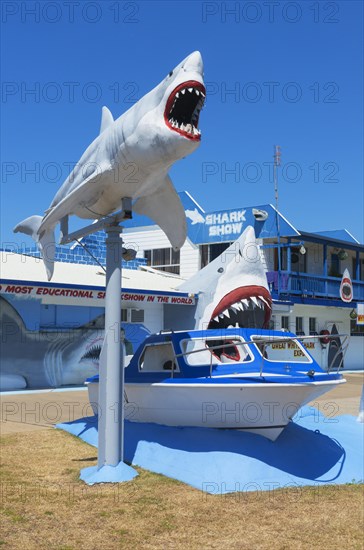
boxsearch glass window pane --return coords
[281,316,289,330]
[144,250,152,266]
[171,248,180,265]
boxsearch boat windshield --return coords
[252,336,312,364]
[181,337,252,366]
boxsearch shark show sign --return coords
[185,207,247,241]
[205,210,247,237]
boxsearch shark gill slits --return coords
[167,84,205,138]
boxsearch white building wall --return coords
[180,239,199,279]
[272,303,363,371]
[305,243,323,275]
[123,227,200,280]
[123,300,164,334]
[123,227,171,258]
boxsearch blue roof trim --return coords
[271,293,361,308]
[314,230,359,243]
[298,231,364,250]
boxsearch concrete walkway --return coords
[1,374,363,435]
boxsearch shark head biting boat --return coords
[14,52,205,280]
[179,226,272,331]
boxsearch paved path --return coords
[1,373,363,435]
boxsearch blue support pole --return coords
[355,250,360,281]
[323,244,328,295]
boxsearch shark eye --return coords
[168,71,173,77]
[218,267,224,273]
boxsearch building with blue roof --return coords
[1,191,363,382]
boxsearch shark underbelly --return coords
[72,166,167,220]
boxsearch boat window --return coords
[252,337,312,363]
[139,342,179,372]
[181,338,252,366]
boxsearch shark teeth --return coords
[81,344,102,361]
[167,84,205,138]
[209,295,270,330]
[168,117,201,136]
[259,295,272,309]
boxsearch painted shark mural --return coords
[0,296,149,391]
[179,225,272,331]
[14,51,205,280]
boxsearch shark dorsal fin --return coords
[100,106,114,134]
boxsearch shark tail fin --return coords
[14,215,55,281]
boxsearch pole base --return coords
[80,462,138,485]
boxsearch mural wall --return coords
[0,296,150,391]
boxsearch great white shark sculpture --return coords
[14,52,205,280]
[179,226,272,331]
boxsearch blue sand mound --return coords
[57,407,363,493]
[80,462,138,485]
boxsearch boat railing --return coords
[173,333,349,377]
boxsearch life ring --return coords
[319,329,330,345]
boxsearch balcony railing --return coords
[267,271,364,302]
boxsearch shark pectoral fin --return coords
[133,176,187,250]
[60,216,69,242]
[100,106,114,134]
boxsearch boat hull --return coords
[86,378,345,441]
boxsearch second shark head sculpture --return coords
[179,226,272,330]
[14,52,205,280]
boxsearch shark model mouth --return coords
[341,279,352,301]
[81,343,102,364]
[164,80,205,140]
[208,286,272,330]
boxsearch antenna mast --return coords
[273,145,282,296]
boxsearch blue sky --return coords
[1,0,363,246]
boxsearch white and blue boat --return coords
[86,328,346,440]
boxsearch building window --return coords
[121,309,127,322]
[280,246,307,273]
[281,316,289,331]
[329,253,341,277]
[296,317,304,335]
[351,320,364,335]
[144,248,180,274]
[309,317,317,335]
[200,242,233,268]
[131,309,144,323]
[268,315,276,330]
[352,257,364,281]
